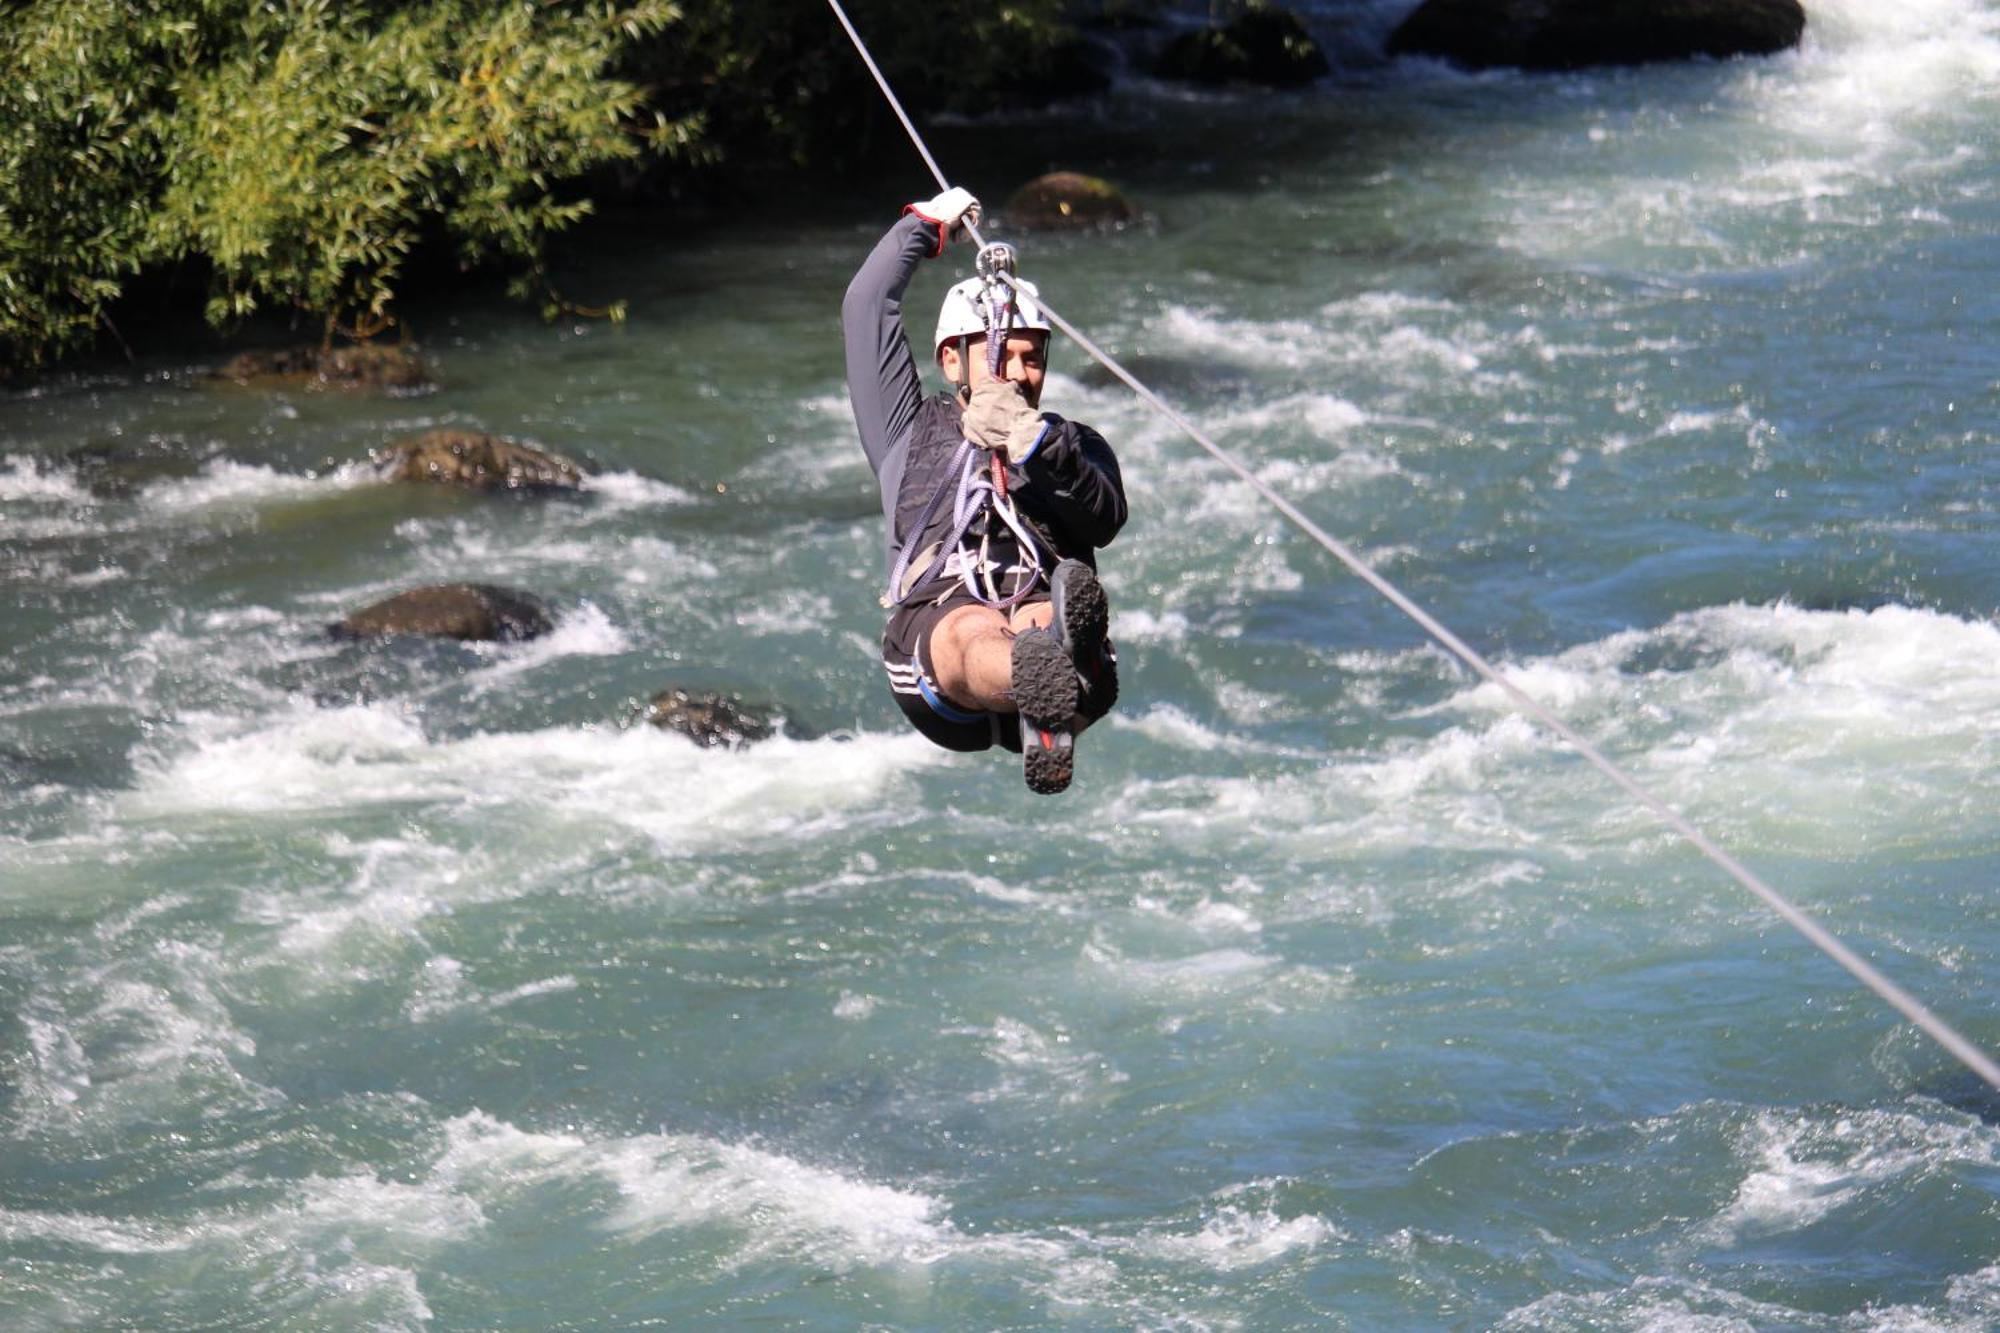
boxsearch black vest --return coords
[890,393,1060,605]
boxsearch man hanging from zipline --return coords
[844,187,1126,794]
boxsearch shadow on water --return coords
[0,717,143,794]
[1913,1070,2000,1128]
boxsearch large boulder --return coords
[1005,172,1137,232]
[1153,2,1330,87]
[983,36,1116,107]
[331,584,554,642]
[1386,0,1806,71]
[212,342,433,394]
[639,688,778,750]
[371,429,587,494]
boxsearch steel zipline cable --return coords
[822,0,2000,1093]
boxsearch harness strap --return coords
[884,436,1046,611]
[884,436,976,605]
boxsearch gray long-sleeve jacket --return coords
[842,211,1127,603]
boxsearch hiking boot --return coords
[1011,626,1079,795]
[1049,559,1117,725]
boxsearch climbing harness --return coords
[881,435,1048,612]
[884,242,1053,612]
[825,0,2000,1091]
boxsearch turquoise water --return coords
[6,1,2000,1326]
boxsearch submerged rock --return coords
[211,342,433,394]
[1153,2,1329,87]
[1005,172,1137,232]
[371,429,587,494]
[332,584,553,642]
[1386,0,1806,71]
[640,688,778,750]
[66,436,215,498]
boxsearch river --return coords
[4,0,2000,1327]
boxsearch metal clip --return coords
[974,242,1017,284]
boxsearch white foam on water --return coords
[1440,602,2000,840]
[430,1111,954,1270]
[0,1165,463,1325]
[289,1169,489,1245]
[407,522,605,576]
[1082,939,1277,995]
[1207,390,1372,441]
[124,703,433,816]
[579,468,697,510]
[1772,0,2000,148]
[1495,1275,1826,1332]
[1152,302,1495,386]
[1701,1105,2000,1244]
[1491,0,2000,269]
[732,589,836,637]
[138,459,372,514]
[1182,899,1264,937]
[1104,601,2000,885]
[972,1016,1127,1106]
[614,533,722,585]
[121,700,945,853]
[7,939,285,1137]
[1214,601,2000,859]
[405,956,579,1021]
[462,601,630,684]
[1118,704,1237,753]
[0,454,94,504]
[833,990,879,1020]
[410,1109,1194,1325]
[17,1012,92,1119]
[0,1206,185,1254]
[1124,1205,1341,1271]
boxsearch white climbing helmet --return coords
[933,275,1052,355]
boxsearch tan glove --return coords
[963,379,1046,464]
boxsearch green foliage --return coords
[0,0,688,368]
[631,0,1079,174]
[0,0,1094,370]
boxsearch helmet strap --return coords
[953,335,973,403]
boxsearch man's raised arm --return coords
[841,188,980,475]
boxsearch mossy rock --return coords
[1153,3,1329,87]
[211,343,434,394]
[1386,0,1805,71]
[1005,172,1137,232]
[331,584,553,643]
[640,688,779,750]
[371,429,588,494]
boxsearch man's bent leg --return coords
[929,601,1053,713]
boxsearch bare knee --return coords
[929,605,1011,708]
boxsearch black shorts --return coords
[882,589,1047,753]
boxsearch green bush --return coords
[0,0,687,369]
[0,0,1088,372]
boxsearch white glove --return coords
[963,380,1045,464]
[906,186,982,245]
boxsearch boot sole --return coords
[1011,627,1079,729]
[1050,560,1117,721]
[1012,628,1078,795]
[1021,726,1073,795]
